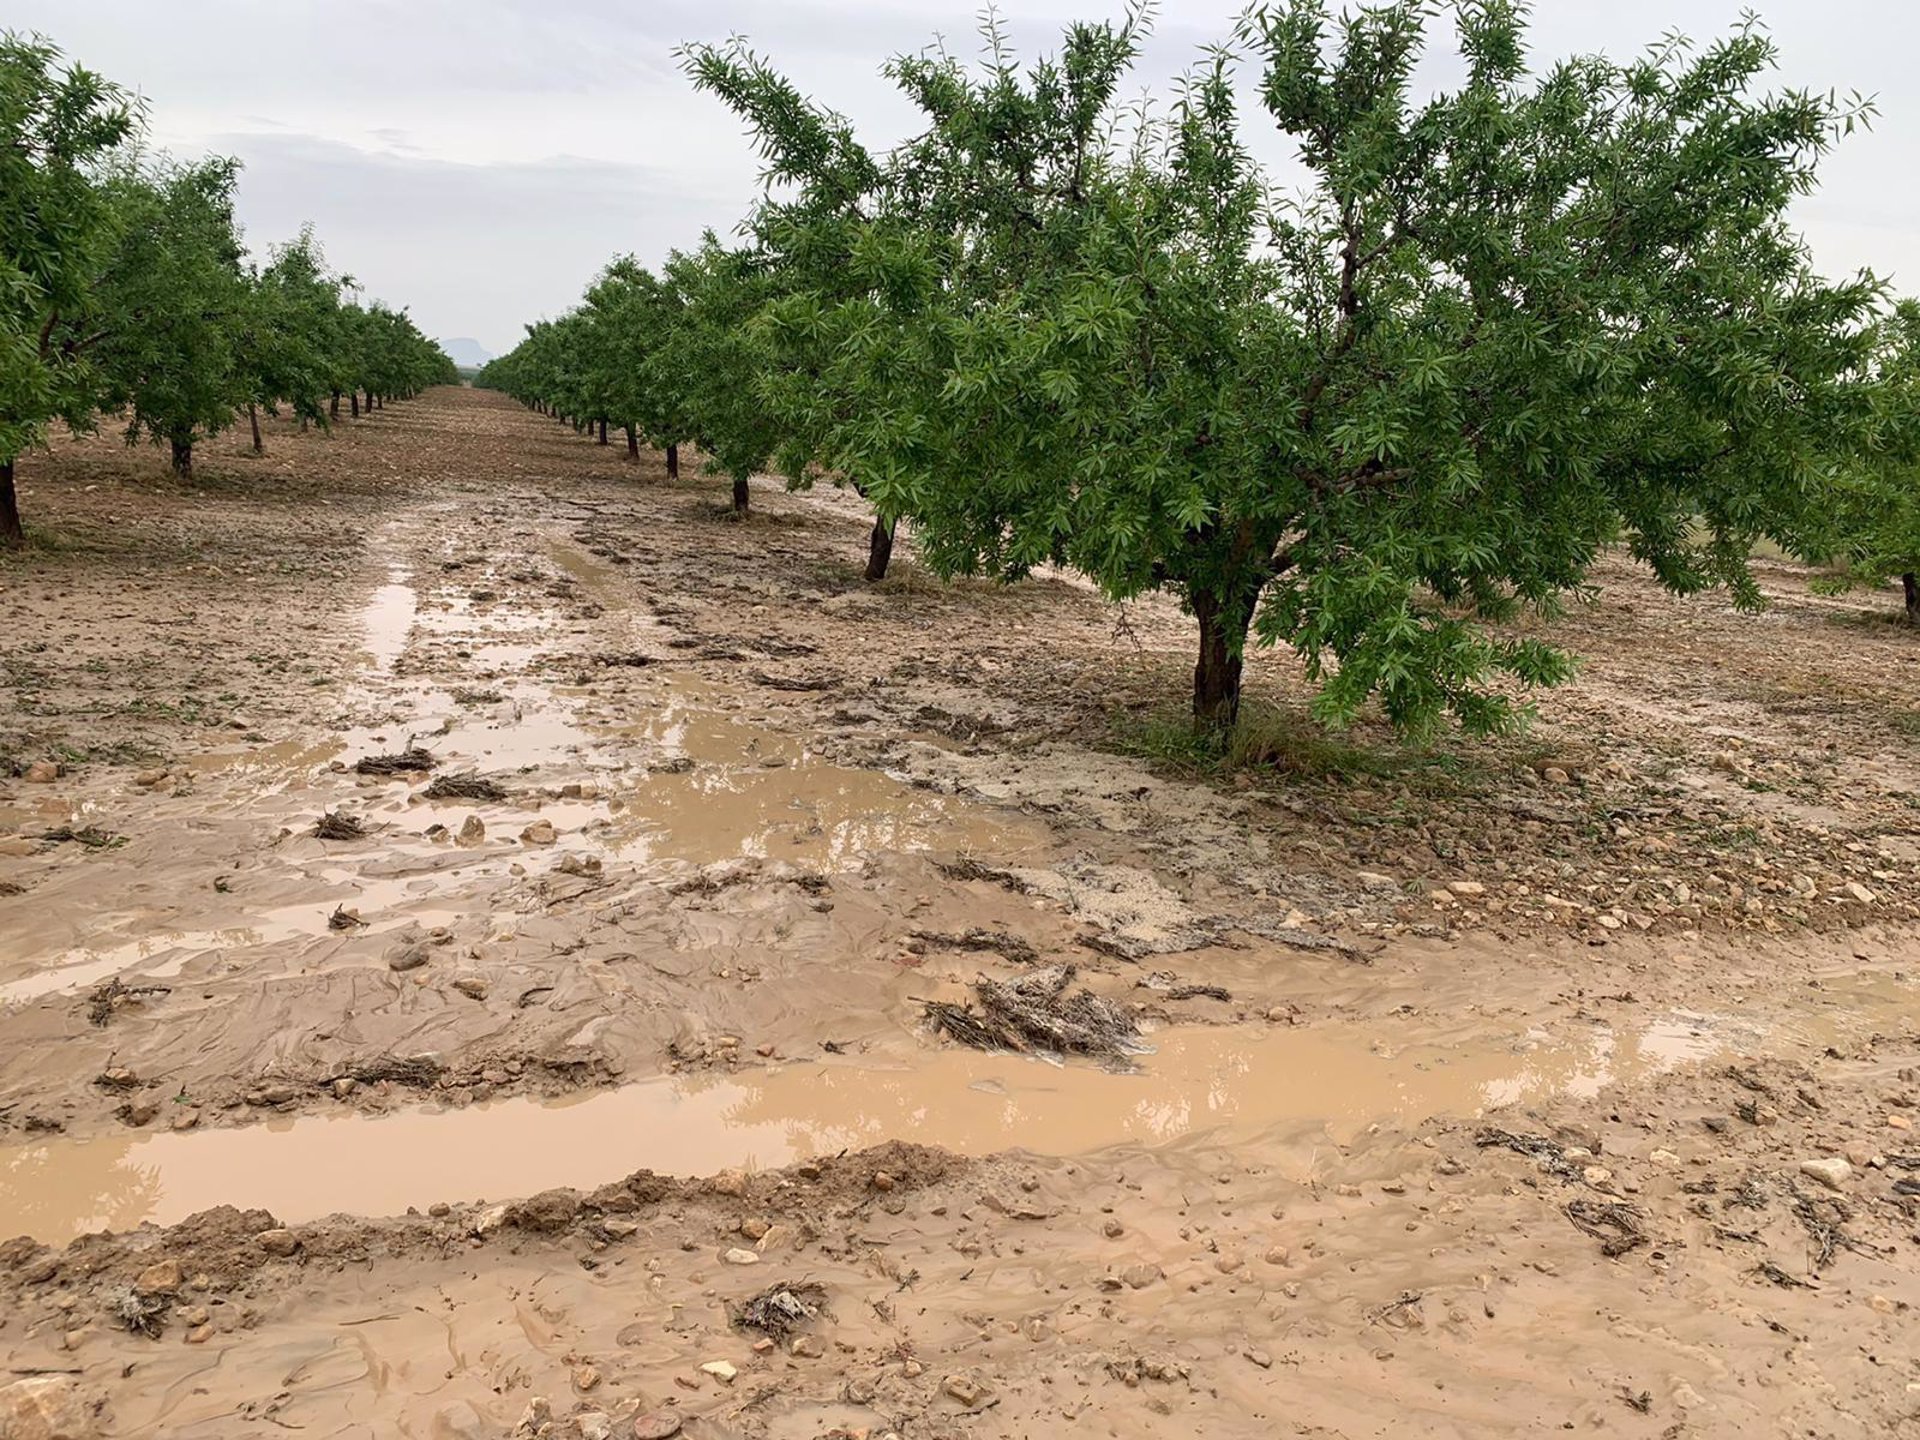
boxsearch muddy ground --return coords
[0,388,1917,1438]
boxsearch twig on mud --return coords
[86,977,171,1027]
[353,747,436,776]
[910,928,1040,965]
[327,906,366,931]
[38,825,124,849]
[1789,1187,1879,1270]
[732,1281,828,1339]
[321,1055,443,1088]
[422,773,507,802]
[312,811,365,841]
[1752,1260,1813,1289]
[0,880,24,897]
[921,965,1141,1061]
[748,670,834,692]
[1475,1128,1581,1181]
[1366,1290,1424,1326]
[1565,1198,1648,1257]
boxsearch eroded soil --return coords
[1,389,1917,1438]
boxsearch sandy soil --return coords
[1,389,1917,1439]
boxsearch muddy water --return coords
[0,1013,1759,1242]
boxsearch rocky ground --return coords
[0,388,1917,1439]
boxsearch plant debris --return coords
[0,880,23,897]
[733,1281,828,1338]
[86,977,171,1027]
[328,906,366,931]
[910,928,1040,965]
[108,1285,169,1337]
[1475,1128,1581,1181]
[312,810,365,840]
[354,748,436,776]
[38,825,123,849]
[422,772,508,802]
[322,1055,444,1088]
[1565,1197,1648,1256]
[922,965,1140,1060]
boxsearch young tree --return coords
[236,226,344,452]
[0,32,136,546]
[690,4,1881,732]
[93,157,249,477]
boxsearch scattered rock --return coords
[722,1248,760,1266]
[255,1229,299,1257]
[631,1415,683,1440]
[790,1334,825,1359]
[22,762,59,784]
[1447,880,1486,897]
[0,1375,89,1438]
[1799,1157,1852,1190]
[451,975,490,1001]
[1121,1263,1162,1290]
[572,1364,601,1393]
[134,1258,182,1295]
[456,814,486,847]
[698,1360,737,1385]
[942,1373,991,1408]
[1246,1348,1274,1370]
[520,820,557,846]
[387,941,431,973]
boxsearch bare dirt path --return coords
[1,388,1917,1438]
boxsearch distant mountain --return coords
[440,337,493,368]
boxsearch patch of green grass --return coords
[1112,696,1484,793]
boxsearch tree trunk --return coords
[351,392,360,419]
[1905,572,1919,625]
[330,391,340,420]
[0,459,22,548]
[666,442,679,480]
[732,475,750,514]
[865,515,896,582]
[249,403,263,455]
[1191,584,1259,729]
[625,426,639,462]
[597,419,609,446]
[170,437,193,479]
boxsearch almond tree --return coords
[93,157,250,478]
[696,2,1881,732]
[0,32,136,546]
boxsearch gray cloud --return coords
[12,1,1920,348]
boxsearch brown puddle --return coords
[0,1014,1761,1242]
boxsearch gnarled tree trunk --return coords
[1190,583,1260,729]
[865,515,895,582]
[666,442,679,480]
[732,475,750,514]
[597,419,608,445]
[351,392,360,419]
[625,426,639,462]
[170,436,194,478]
[1905,572,1918,625]
[248,403,263,455]
[330,391,340,420]
[0,459,22,548]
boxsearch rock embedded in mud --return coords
[505,1189,580,1233]
[1120,1263,1162,1290]
[133,1259,182,1295]
[520,820,557,846]
[631,1415,683,1440]
[722,1248,759,1266]
[1799,1156,1852,1190]
[255,1228,299,1257]
[22,761,59,784]
[451,975,490,1000]
[387,941,431,972]
[698,1360,737,1385]
[941,1373,992,1408]
[455,814,486,847]
[0,1375,89,1439]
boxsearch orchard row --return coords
[1,34,458,544]
[483,3,1920,733]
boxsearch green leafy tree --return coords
[236,226,345,451]
[0,31,136,546]
[1809,300,1920,622]
[93,157,249,477]
[690,3,1882,732]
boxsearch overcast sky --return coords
[12,1,1919,357]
